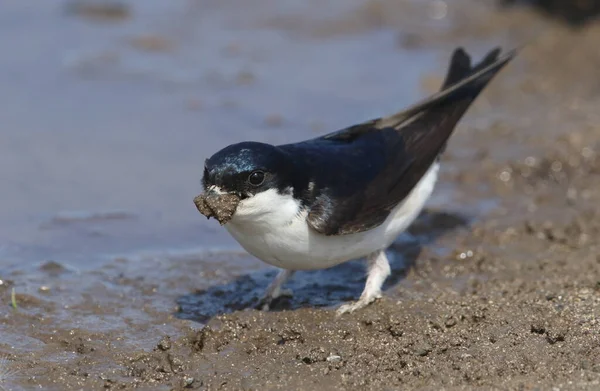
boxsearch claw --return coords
[336,292,381,316]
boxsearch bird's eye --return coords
[248,171,265,186]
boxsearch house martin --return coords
[194,47,516,314]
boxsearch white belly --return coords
[225,163,440,270]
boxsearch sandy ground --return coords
[2,1,600,390]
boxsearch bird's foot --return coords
[256,288,294,311]
[337,250,390,315]
[336,291,382,315]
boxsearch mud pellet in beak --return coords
[193,192,240,225]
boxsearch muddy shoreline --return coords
[2,1,600,390]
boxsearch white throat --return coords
[231,188,300,229]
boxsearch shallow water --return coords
[0,0,454,272]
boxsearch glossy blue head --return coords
[203,142,295,198]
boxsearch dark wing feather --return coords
[297,47,516,236]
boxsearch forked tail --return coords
[377,46,517,129]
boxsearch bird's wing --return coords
[301,47,516,236]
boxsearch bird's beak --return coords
[193,188,241,225]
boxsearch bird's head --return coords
[194,141,296,225]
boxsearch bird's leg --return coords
[256,269,295,311]
[337,250,391,315]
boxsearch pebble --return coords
[157,336,172,351]
[445,317,457,328]
[414,343,432,357]
[182,376,195,388]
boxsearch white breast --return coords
[225,162,440,270]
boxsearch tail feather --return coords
[321,47,517,142]
[440,47,474,89]
[377,46,516,129]
[441,47,502,89]
[371,47,516,219]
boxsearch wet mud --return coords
[2,1,600,390]
[194,193,241,226]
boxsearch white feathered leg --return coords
[337,250,391,315]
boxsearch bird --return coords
[194,47,516,314]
